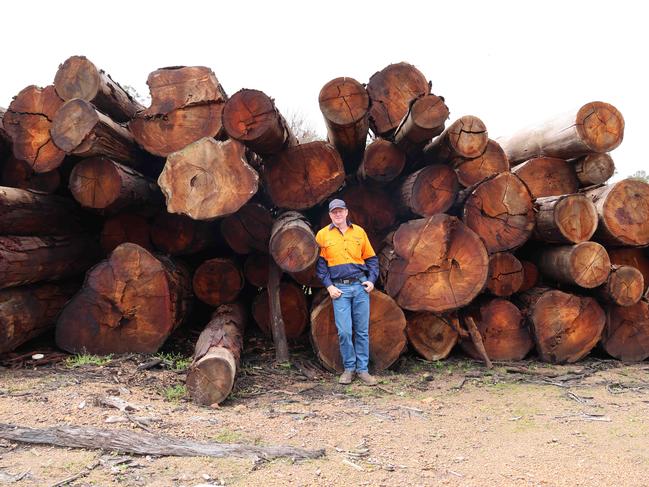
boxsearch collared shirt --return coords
[315,222,379,288]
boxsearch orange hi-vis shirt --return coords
[314,222,379,288]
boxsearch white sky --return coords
[2,0,646,178]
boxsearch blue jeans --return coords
[332,281,370,373]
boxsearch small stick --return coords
[464,317,493,369]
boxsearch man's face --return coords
[329,207,348,226]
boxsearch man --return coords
[315,199,379,386]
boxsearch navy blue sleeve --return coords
[316,256,333,288]
[365,255,379,284]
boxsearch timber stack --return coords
[1,55,648,407]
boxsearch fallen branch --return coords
[464,317,493,369]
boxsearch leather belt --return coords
[333,275,365,285]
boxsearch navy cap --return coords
[328,199,347,212]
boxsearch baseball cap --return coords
[328,199,347,212]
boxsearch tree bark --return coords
[0,235,99,289]
[366,62,430,137]
[1,156,60,193]
[0,186,83,235]
[450,139,509,187]
[405,311,459,361]
[264,141,345,210]
[380,214,489,312]
[69,157,160,213]
[0,281,79,354]
[393,94,449,158]
[536,241,610,289]
[150,213,219,256]
[267,259,289,362]
[486,252,524,297]
[221,202,273,255]
[608,248,649,292]
[252,280,308,340]
[533,194,598,244]
[56,243,192,354]
[499,101,624,165]
[243,253,269,288]
[357,138,406,184]
[572,153,615,186]
[186,302,246,405]
[158,138,258,220]
[398,164,458,217]
[595,265,644,307]
[269,212,319,273]
[192,257,244,307]
[2,85,65,172]
[310,290,407,373]
[584,179,649,247]
[460,297,532,361]
[54,55,144,123]
[421,115,488,167]
[603,299,649,361]
[100,213,152,254]
[518,287,605,363]
[222,89,295,155]
[461,172,535,253]
[511,157,579,198]
[519,260,540,292]
[318,77,369,172]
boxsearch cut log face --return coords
[518,260,540,292]
[487,252,524,297]
[398,164,458,217]
[512,157,579,198]
[460,297,532,361]
[573,153,615,186]
[366,62,430,136]
[537,242,610,288]
[151,213,218,256]
[310,290,407,373]
[264,142,345,210]
[252,281,308,339]
[357,138,406,184]
[54,55,144,122]
[192,257,244,307]
[186,302,246,406]
[585,179,649,247]
[405,311,459,361]
[422,115,489,165]
[158,138,258,220]
[380,214,489,312]
[608,248,649,292]
[220,203,273,255]
[222,89,294,155]
[519,287,605,363]
[1,156,61,193]
[603,299,649,361]
[100,214,152,254]
[462,172,535,253]
[0,235,99,289]
[269,211,319,273]
[533,194,598,244]
[499,101,625,164]
[596,265,644,307]
[451,139,509,187]
[56,243,192,354]
[289,261,324,289]
[3,85,65,172]
[394,94,449,157]
[0,281,79,354]
[318,77,369,171]
[243,253,270,288]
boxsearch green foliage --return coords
[162,384,186,401]
[155,352,191,371]
[65,354,113,368]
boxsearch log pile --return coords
[1,55,648,408]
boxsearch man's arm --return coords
[361,229,379,290]
[315,255,334,288]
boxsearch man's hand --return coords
[361,281,374,293]
[327,285,343,299]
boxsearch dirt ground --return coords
[1,337,649,487]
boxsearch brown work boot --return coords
[338,370,355,385]
[357,371,378,386]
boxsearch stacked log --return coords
[252,281,309,339]
[357,139,406,184]
[406,312,459,361]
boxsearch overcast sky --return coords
[2,0,646,178]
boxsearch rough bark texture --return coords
[243,253,269,288]
[357,138,406,184]
[536,242,610,289]
[318,77,369,172]
[267,259,289,362]
[499,101,624,164]
[512,157,579,199]
[192,257,244,307]
[603,299,649,361]
[310,290,407,373]
[585,179,649,247]
[573,153,615,186]
[3,85,65,172]
[186,302,246,405]
[0,235,99,289]
[0,281,79,354]
[252,281,308,340]
[264,142,345,210]
[220,202,272,255]
[595,265,644,307]
[486,252,524,297]
[380,215,489,312]
[533,194,598,244]
[56,243,192,354]
[1,156,60,193]
[100,214,152,254]
[405,311,459,361]
[0,186,83,235]
[422,116,488,167]
[460,297,532,361]
[462,172,535,253]
[269,212,319,273]
[608,248,649,292]
[450,139,509,187]
[150,213,219,256]
[398,164,458,217]
[222,89,295,155]
[393,94,449,158]
[519,260,540,292]
[518,287,605,363]
[158,138,258,220]
[366,62,430,136]
[54,55,144,122]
